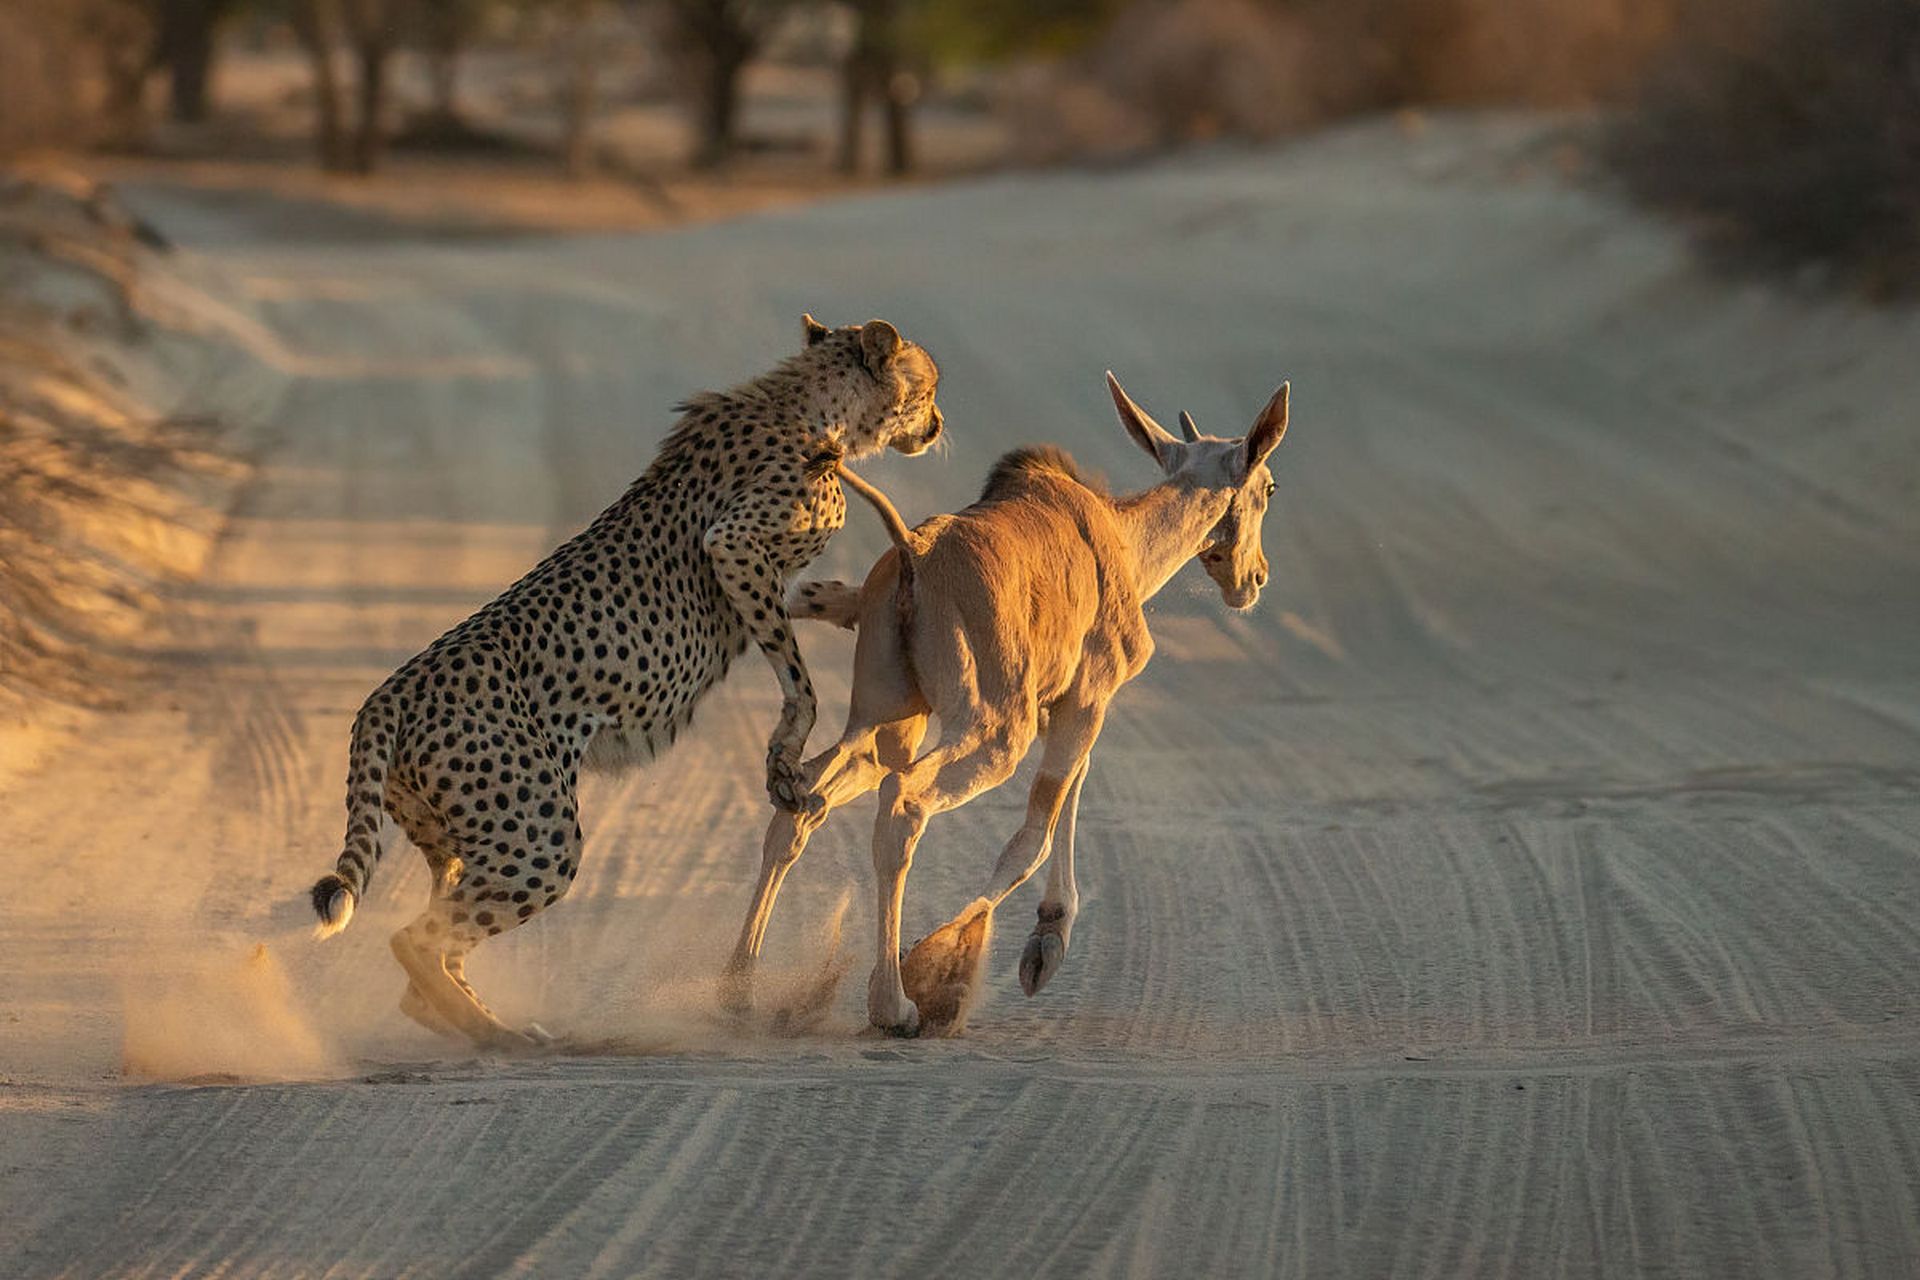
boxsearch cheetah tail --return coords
[310,704,395,940]
[310,873,356,939]
[788,579,863,629]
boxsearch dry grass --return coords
[0,174,240,712]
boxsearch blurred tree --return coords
[287,0,400,172]
[506,0,606,178]
[838,0,914,176]
[834,0,1119,176]
[341,0,402,172]
[153,0,243,122]
[95,2,163,149]
[556,0,599,177]
[393,0,613,180]
[289,0,350,168]
[908,0,1118,62]
[1,0,237,153]
[417,0,487,123]
[661,0,795,168]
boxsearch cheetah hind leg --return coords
[389,923,549,1052]
[398,981,463,1040]
[447,952,553,1046]
[401,967,552,1043]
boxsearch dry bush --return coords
[1088,0,1317,143]
[1001,0,1316,162]
[1608,0,1920,296]
[0,0,157,157]
[0,1,90,155]
[996,66,1153,164]
[999,0,1677,162]
[1322,0,1675,109]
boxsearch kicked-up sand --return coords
[3,115,1919,1277]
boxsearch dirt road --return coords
[5,119,1919,1277]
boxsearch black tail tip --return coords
[311,874,351,921]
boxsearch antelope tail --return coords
[834,462,924,563]
[790,464,922,652]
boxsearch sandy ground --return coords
[4,116,1920,1277]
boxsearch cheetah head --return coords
[802,314,944,459]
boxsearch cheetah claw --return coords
[769,778,824,814]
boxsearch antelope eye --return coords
[1263,481,1276,499]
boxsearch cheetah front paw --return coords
[765,748,821,814]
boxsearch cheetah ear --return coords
[802,313,831,347]
[860,319,901,373]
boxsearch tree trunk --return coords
[883,73,913,177]
[96,4,159,152]
[159,0,223,123]
[560,0,597,177]
[695,50,746,169]
[841,0,915,179]
[420,0,467,122]
[292,0,348,169]
[668,0,763,170]
[427,50,459,120]
[314,61,346,169]
[100,62,154,151]
[351,40,389,173]
[837,57,867,174]
[342,0,395,174]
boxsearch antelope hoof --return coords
[867,970,922,1038]
[1019,932,1066,996]
[481,1025,547,1054]
[717,965,753,1016]
[871,1004,922,1038]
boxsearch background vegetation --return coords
[1607,0,1920,297]
[1,0,1915,293]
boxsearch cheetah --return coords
[306,315,944,1049]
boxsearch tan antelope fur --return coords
[722,372,1290,1035]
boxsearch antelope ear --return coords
[802,313,831,346]
[1105,371,1182,471]
[1240,382,1289,477]
[860,319,902,372]
[1178,410,1202,443]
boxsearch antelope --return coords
[722,373,1290,1035]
